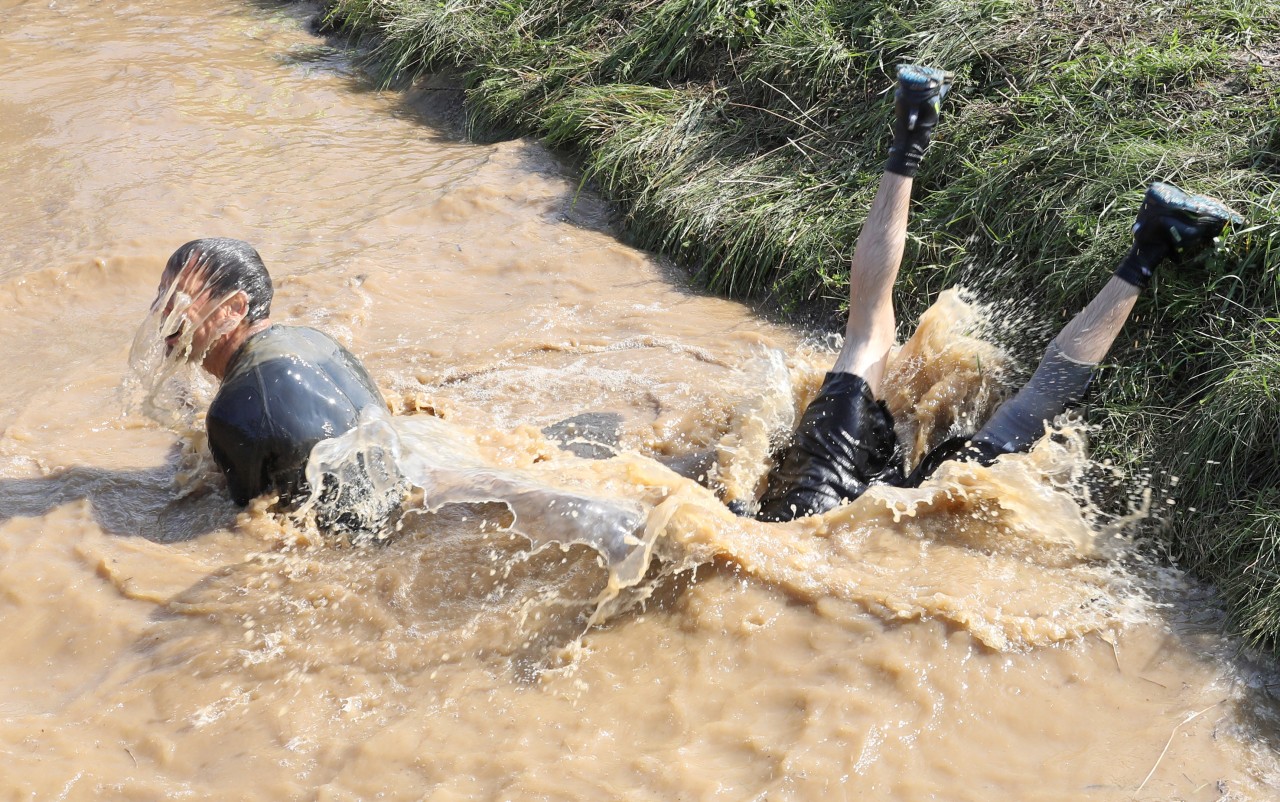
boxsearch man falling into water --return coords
[745,65,1241,522]
[149,238,397,531]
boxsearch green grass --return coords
[319,0,1280,650]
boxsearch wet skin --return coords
[153,254,265,378]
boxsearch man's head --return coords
[154,238,273,375]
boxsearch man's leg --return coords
[830,172,913,393]
[961,182,1241,460]
[750,65,951,522]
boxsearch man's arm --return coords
[206,402,273,506]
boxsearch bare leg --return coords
[970,277,1138,455]
[749,173,921,521]
[831,172,914,392]
[748,65,951,521]
[1051,276,1139,363]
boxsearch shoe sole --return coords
[1147,181,1243,229]
[897,64,954,103]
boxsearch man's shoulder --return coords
[270,324,343,347]
[211,324,381,432]
[208,327,319,420]
[237,324,342,363]
[262,325,384,407]
[219,326,348,387]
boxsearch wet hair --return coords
[164,237,273,323]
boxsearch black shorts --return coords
[755,372,1006,522]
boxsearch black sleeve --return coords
[206,384,274,506]
[902,435,1006,487]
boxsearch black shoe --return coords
[1135,182,1241,256]
[885,64,953,178]
[1116,182,1242,286]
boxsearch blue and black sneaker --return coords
[885,64,953,178]
[1116,182,1243,287]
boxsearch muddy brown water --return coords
[2,0,1278,799]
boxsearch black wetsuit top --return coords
[206,325,385,507]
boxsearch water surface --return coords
[0,0,1277,798]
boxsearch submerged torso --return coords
[208,324,385,505]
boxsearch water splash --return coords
[301,406,662,587]
[294,287,1151,650]
[123,248,242,430]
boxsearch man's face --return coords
[153,253,244,365]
